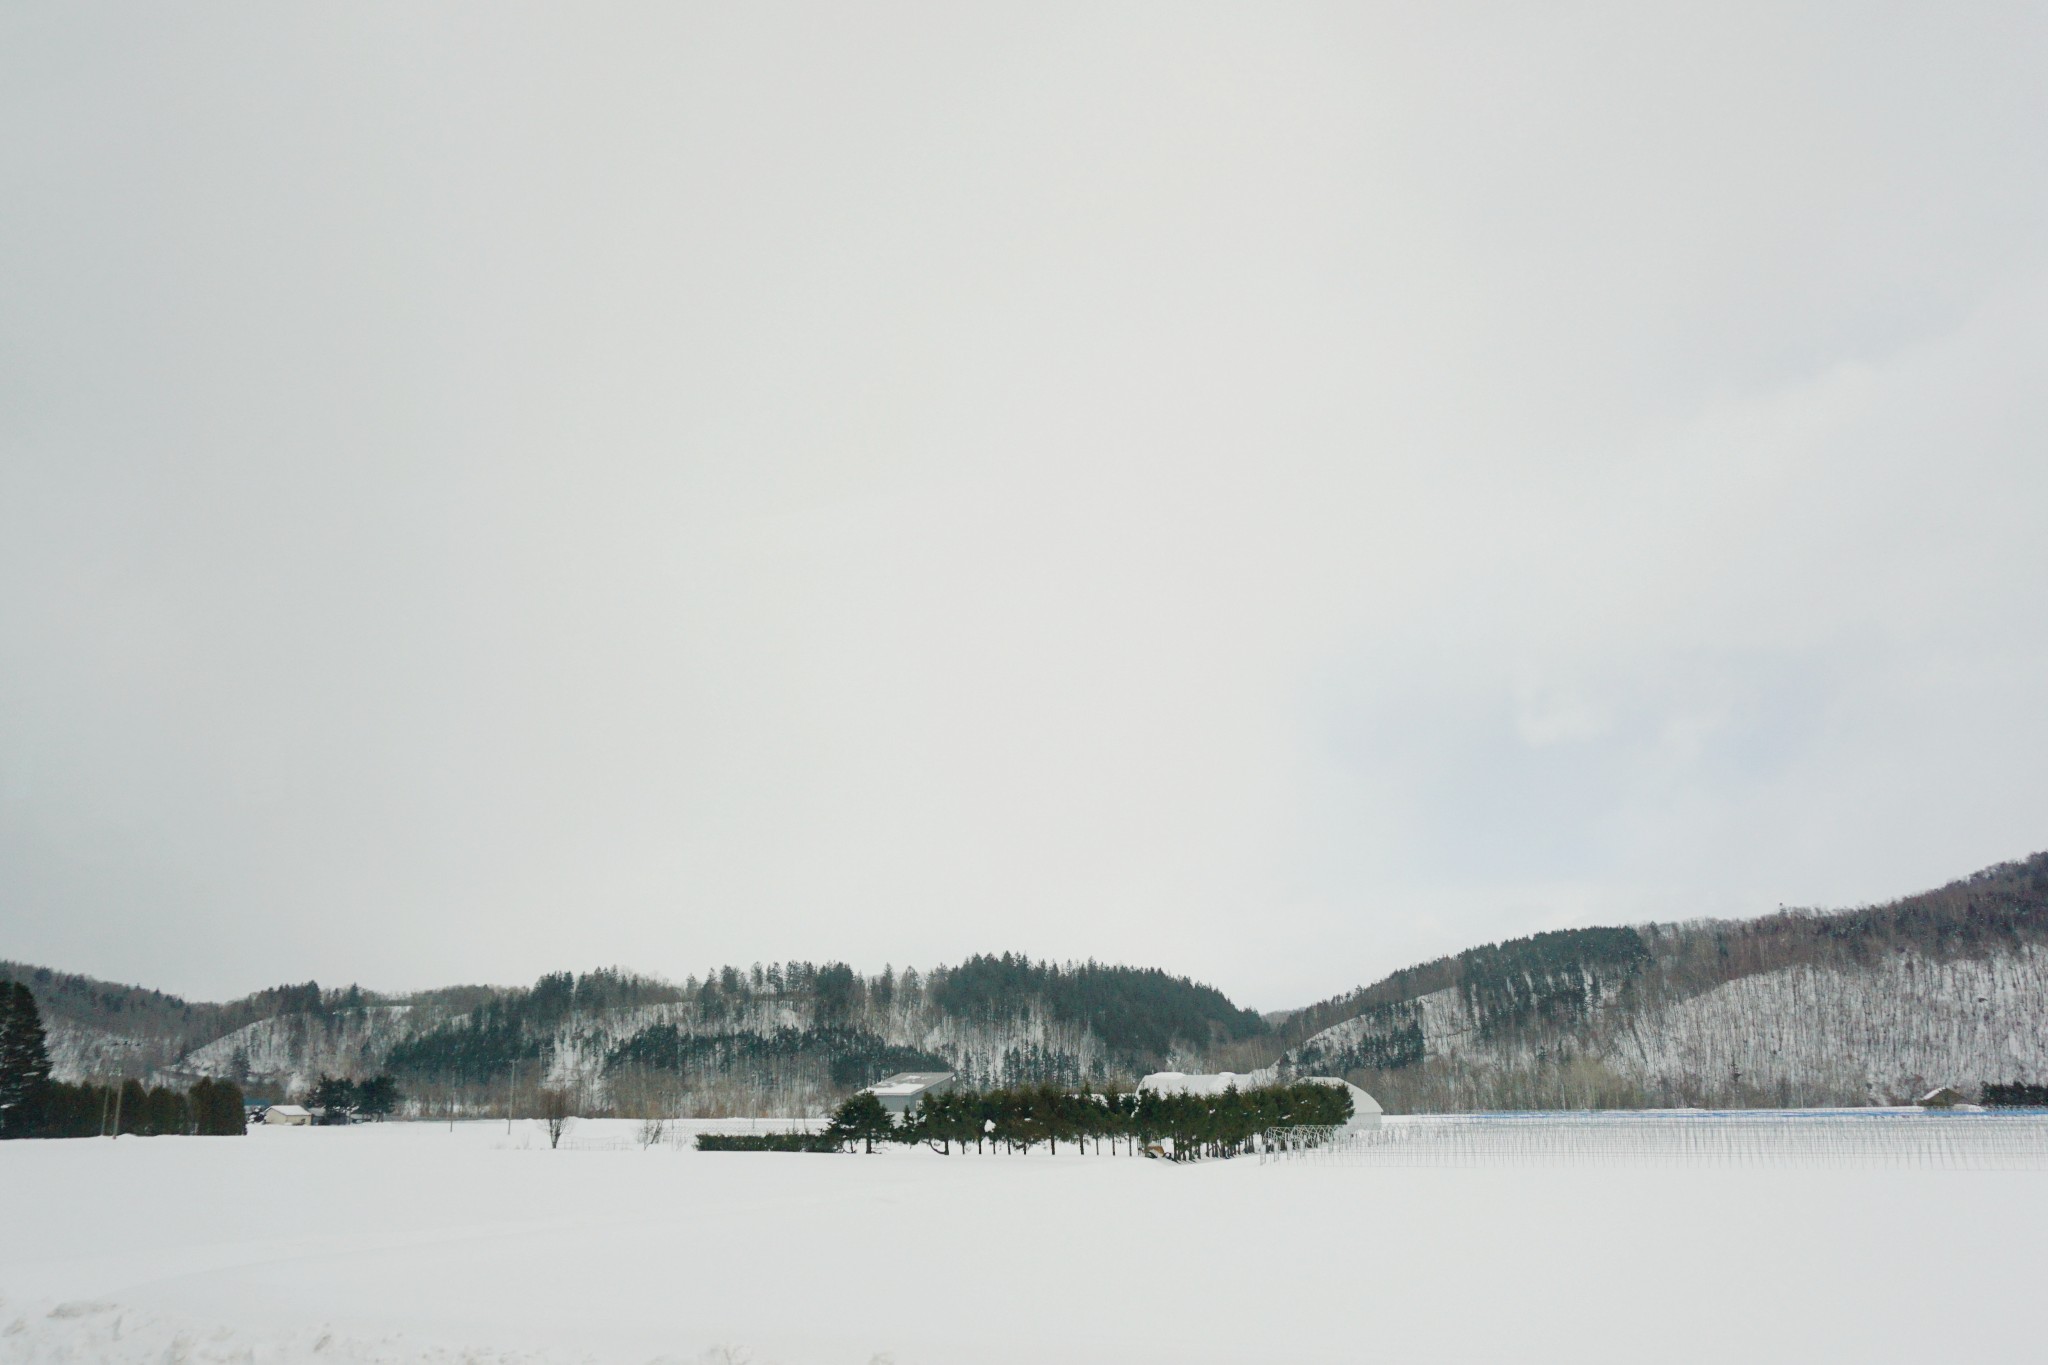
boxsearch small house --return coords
[1918,1086,1967,1109]
[263,1103,312,1126]
[863,1072,955,1114]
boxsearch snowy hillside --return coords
[5,956,1241,1113]
[1286,852,2048,1108]
[1611,946,2048,1101]
[16,853,2046,1114]
[39,1017,166,1084]
[174,1006,416,1096]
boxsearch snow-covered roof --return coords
[864,1072,953,1097]
[1137,1071,1267,1096]
[266,1104,310,1117]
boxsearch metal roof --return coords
[865,1071,953,1097]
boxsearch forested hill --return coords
[18,851,2045,1116]
[0,953,1266,1115]
[932,954,1266,1058]
[1280,852,2048,1111]
[0,962,361,1079]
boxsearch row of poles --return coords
[1262,1112,2048,1168]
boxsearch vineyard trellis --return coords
[1261,1111,2048,1169]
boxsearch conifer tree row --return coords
[0,983,246,1139]
[0,981,54,1137]
[1983,1082,2048,1107]
[696,1081,1353,1160]
[305,1074,402,1122]
[897,1080,1352,1160]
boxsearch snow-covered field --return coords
[5,1118,2045,1365]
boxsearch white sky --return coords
[4,5,2046,1007]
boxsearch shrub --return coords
[694,1131,834,1152]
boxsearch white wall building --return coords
[862,1072,955,1114]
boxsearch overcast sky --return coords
[4,5,2046,1008]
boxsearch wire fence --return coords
[1261,1111,2048,1169]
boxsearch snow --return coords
[5,1119,2046,1365]
[862,1075,950,1099]
[176,1007,414,1095]
[55,987,1150,1110]
[1297,945,2048,1101]
[1135,1070,1271,1095]
[40,1016,165,1081]
[1615,948,2048,1095]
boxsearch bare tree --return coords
[637,1115,667,1150]
[537,1087,576,1149]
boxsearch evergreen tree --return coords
[355,1074,401,1118]
[115,1078,147,1135]
[0,981,54,1137]
[930,953,1267,1064]
[189,1077,248,1135]
[309,1075,360,1124]
[1984,1082,2048,1107]
[823,1091,895,1153]
[813,963,858,1028]
[140,1083,190,1136]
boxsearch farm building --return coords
[1304,1076,1385,1131]
[863,1072,955,1114]
[262,1104,312,1126]
[1137,1071,1383,1131]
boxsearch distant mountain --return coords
[0,966,361,1085]
[0,954,1265,1115]
[16,851,2045,1115]
[1274,852,2048,1110]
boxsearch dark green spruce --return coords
[696,1080,1353,1160]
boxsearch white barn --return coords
[862,1072,955,1114]
[262,1104,312,1126]
[1137,1071,1383,1132]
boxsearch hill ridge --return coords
[1279,851,2048,1109]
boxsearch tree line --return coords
[32,1075,248,1137]
[307,1074,402,1121]
[1983,1082,2048,1107]
[697,1080,1354,1161]
[607,1022,948,1089]
[930,954,1269,1060]
[389,953,1272,1095]
[1,983,245,1138]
